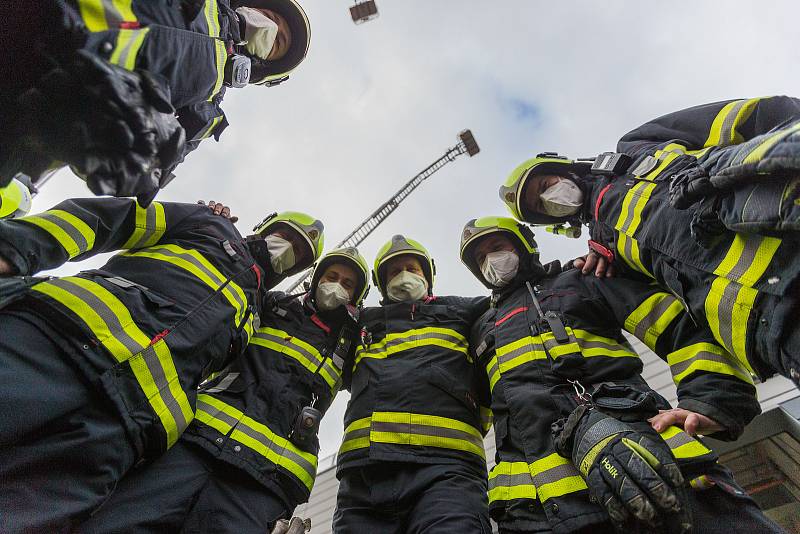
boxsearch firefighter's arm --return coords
[591,277,759,441]
[617,95,800,157]
[0,198,198,275]
[470,306,497,435]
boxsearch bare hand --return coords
[0,255,13,276]
[197,200,238,223]
[573,251,615,278]
[648,408,724,437]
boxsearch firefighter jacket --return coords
[471,266,760,534]
[72,0,240,156]
[183,293,358,508]
[0,198,262,458]
[336,296,491,478]
[581,95,800,379]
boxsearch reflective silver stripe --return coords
[575,338,634,353]
[50,278,143,354]
[669,350,740,378]
[233,420,317,476]
[204,372,240,393]
[371,421,484,450]
[343,427,370,441]
[575,417,630,465]
[52,278,188,434]
[726,236,763,282]
[382,331,466,351]
[139,343,190,433]
[321,359,342,384]
[332,354,345,371]
[130,205,160,249]
[633,294,679,342]
[496,340,545,366]
[663,430,694,450]
[142,246,247,315]
[253,331,324,367]
[720,99,748,146]
[35,212,89,253]
[486,357,499,377]
[197,398,241,428]
[489,472,535,490]
[531,463,581,487]
[717,282,741,351]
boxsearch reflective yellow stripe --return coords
[667,342,753,385]
[704,98,762,148]
[20,209,96,259]
[202,0,226,101]
[614,181,656,277]
[743,120,800,165]
[659,425,712,459]
[704,234,780,371]
[624,293,684,351]
[486,354,500,392]
[355,327,468,366]
[197,394,319,490]
[32,277,191,447]
[200,115,224,140]
[339,412,485,460]
[123,202,166,250]
[339,417,371,454]
[642,148,681,181]
[530,453,587,502]
[78,0,136,32]
[479,406,493,435]
[109,28,150,71]
[122,244,248,325]
[249,327,341,392]
[489,462,537,504]
[496,329,638,374]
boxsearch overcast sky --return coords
[35,0,800,461]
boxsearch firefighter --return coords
[1,0,311,204]
[461,216,783,534]
[0,175,33,220]
[333,235,492,533]
[500,96,800,389]
[77,247,368,533]
[0,200,323,531]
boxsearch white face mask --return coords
[235,7,279,60]
[540,177,584,217]
[480,250,519,288]
[264,234,296,274]
[315,282,351,311]
[386,271,428,302]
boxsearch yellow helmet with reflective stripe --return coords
[233,0,311,86]
[372,235,435,298]
[0,176,33,219]
[500,153,591,224]
[253,211,324,274]
[310,247,370,306]
[460,216,538,289]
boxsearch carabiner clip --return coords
[568,379,592,406]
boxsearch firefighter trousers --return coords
[76,440,291,533]
[333,461,492,534]
[0,312,137,532]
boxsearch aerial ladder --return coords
[285,129,480,293]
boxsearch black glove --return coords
[689,197,727,249]
[669,166,715,209]
[6,50,185,203]
[553,405,692,533]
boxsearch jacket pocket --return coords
[425,364,480,418]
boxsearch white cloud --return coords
[30,0,800,460]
